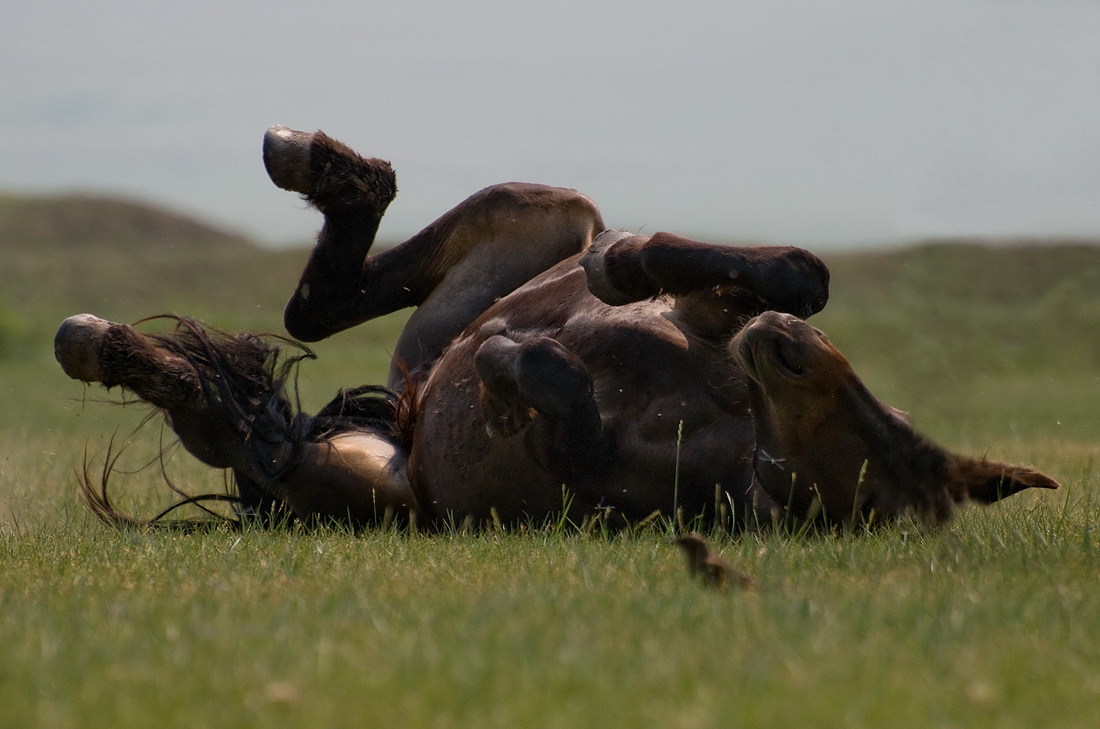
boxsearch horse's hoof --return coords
[55,314,111,382]
[579,230,637,306]
[262,125,315,194]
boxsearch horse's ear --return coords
[946,457,1060,504]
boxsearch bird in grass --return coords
[675,533,756,591]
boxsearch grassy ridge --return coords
[0,191,304,332]
[816,242,1100,451]
[3,195,1100,728]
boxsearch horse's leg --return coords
[580,231,830,334]
[264,126,604,387]
[55,314,417,525]
[55,315,261,469]
[474,334,616,492]
[56,314,293,520]
[263,125,401,342]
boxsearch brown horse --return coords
[54,126,1058,530]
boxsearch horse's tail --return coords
[77,436,245,531]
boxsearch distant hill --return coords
[0,191,256,254]
[823,238,1100,308]
[2,190,1099,360]
[0,191,308,328]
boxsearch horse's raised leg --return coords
[55,315,262,469]
[474,334,616,494]
[264,126,605,387]
[263,126,401,343]
[580,231,830,335]
[55,314,417,526]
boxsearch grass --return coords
[2,205,1100,727]
[3,501,1096,728]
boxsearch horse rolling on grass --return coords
[54,125,1058,532]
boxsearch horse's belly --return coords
[409,360,758,525]
[407,287,760,525]
[410,378,567,523]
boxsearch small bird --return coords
[675,533,755,590]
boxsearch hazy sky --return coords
[3,1,1099,248]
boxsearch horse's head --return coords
[730,311,1058,525]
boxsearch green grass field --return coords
[2,200,1099,728]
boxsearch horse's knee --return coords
[474,335,532,437]
[475,334,593,436]
[512,339,594,415]
[283,297,335,343]
[474,334,614,481]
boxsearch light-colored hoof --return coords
[578,230,637,306]
[55,314,112,382]
[262,125,314,193]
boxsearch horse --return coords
[53,125,1058,530]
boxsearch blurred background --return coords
[3,0,1099,248]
